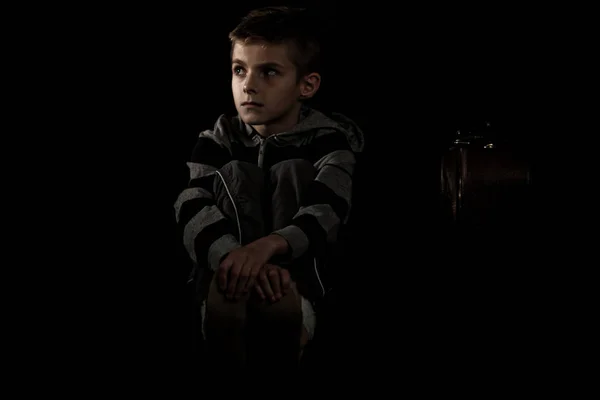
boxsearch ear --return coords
[299,72,321,100]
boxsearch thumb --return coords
[220,253,233,269]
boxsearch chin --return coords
[239,113,268,126]
[239,116,261,125]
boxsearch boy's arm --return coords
[174,136,241,271]
[272,132,356,260]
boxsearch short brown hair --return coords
[228,6,322,80]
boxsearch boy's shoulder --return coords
[298,107,365,153]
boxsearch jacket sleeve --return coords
[272,131,356,260]
[174,135,241,271]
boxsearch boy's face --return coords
[231,40,318,136]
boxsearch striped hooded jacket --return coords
[174,106,365,302]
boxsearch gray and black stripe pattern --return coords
[174,106,365,270]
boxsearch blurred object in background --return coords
[440,120,533,229]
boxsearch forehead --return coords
[231,40,295,68]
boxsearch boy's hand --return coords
[218,234,289,300]
[254,264,291,303]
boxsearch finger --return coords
[245,276,257,294]
[227,262,243,299]
[280,267,291,294]
[268,268,281,300]
[218,257,233,291]
[259,268,275,301]
[243,263,262,294]
[235,266,250,299]
[254,283,266,300]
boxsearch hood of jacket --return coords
[208,106,365,153]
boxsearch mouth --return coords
[241,101,264,107]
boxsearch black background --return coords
[29,2,542,384]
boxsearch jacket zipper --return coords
[259,134,326,298]
[258,137,272,232]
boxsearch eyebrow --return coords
[231,58,286,69]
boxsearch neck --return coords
[253,104,302,137]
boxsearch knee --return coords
[205,298,245,326]
[252,292,303,328]
[204,282,247,329]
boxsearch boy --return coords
[174,6,364,369]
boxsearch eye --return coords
[264,68,278,77]
[232,66,245,76]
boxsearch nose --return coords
[243,83,257,94]
[243,72,258,94]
